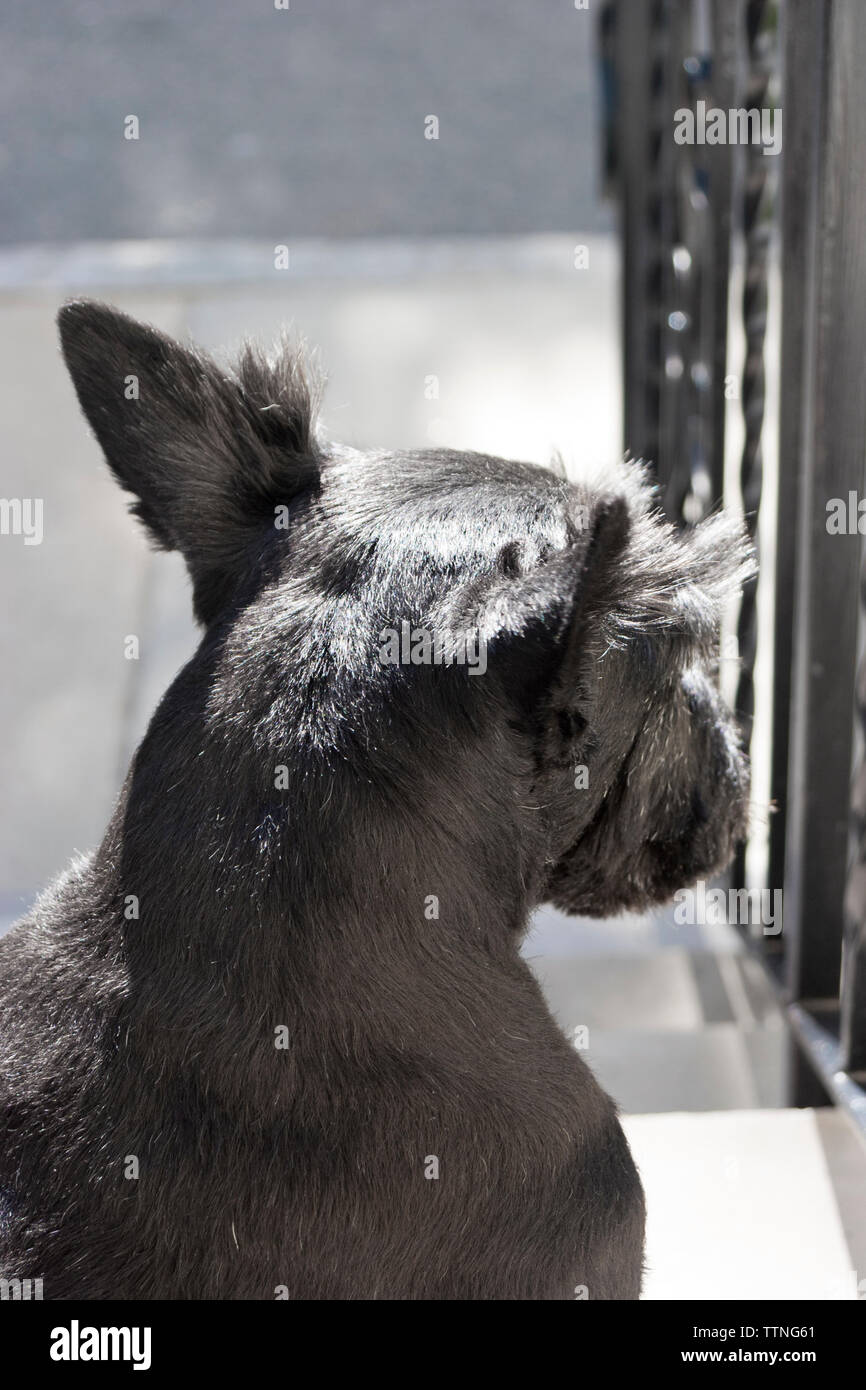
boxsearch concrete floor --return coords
[525,906,789,1114]
[626,1109,863,1300]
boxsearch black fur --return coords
[0,302,753,1300]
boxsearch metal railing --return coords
[605,0,866,1132]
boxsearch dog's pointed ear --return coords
[477,480,754,715]
[467,496,632,712]
[551,495,632,683]
[58,300,321,624]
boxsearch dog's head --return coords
[59,300,753,918]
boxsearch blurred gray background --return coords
[0,0,609,242]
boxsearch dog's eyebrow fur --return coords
[573,462,756,655]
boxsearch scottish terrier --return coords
[0,302,752,1300]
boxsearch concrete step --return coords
[624,1108,866,1300]
[525,906,789,1112]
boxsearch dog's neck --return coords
[85,692,540,1111]
[95,649,541,980]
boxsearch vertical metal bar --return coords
[657,0,689,508]
[658,0,735,526]
[707,0,739,510]
[843,604,866,1074]
[599,2,619,200]
[644,0,674,476]
[784,0,866,1011]
[835,0,866,1077]
[733,0,773,761]
[616,0,656,461]
[730,0,777,893]
[767,0,827,913]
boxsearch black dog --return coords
[0,302,752,1300]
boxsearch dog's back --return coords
[0,834,643,1299]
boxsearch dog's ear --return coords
[465,497,632,711]
[475,481,753,714]
[58,300,320,624]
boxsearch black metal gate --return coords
[605,0,866,1130]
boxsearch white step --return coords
[623,1109,864,1300]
